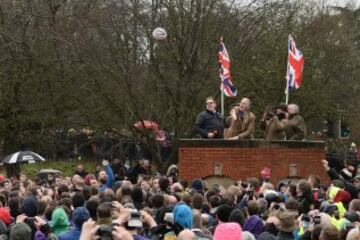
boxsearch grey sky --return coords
[328,0,360,7]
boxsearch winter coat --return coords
[224,111,256,139]
[260,116,286,140]
[193,110,225,138]
[50,208,69,236]
[285,114,306,140]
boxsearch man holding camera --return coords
[260,104,288,140]
[80,202,157,240]
[224,97,256,140]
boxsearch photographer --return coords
[260,104,288,141]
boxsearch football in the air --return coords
[152,27,167,41]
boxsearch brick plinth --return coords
[178,139,329,184]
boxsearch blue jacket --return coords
[99,164,115,192]
[58,228,81,240]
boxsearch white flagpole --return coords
[285,34,291,105]
[220,36,225,115]
[221,86,224,115]
[285,80,289,105]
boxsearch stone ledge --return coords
[179,139,325,149]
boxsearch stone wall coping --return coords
[179,139,325,149]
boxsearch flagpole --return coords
[285,34,291,105]
[220,36,225,115]
[221,86,224,115]
[285,81,289,105]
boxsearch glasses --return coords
[206,102,214,105]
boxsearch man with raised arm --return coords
[224,97,256,140]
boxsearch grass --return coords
[19,159,97,177]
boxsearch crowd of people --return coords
[0,154,358,240]
[194,97,306,141]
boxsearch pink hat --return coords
[214,223,242,240]
[261,167,271,179]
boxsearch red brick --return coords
[179,145,330,184]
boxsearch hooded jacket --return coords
[20,196,38,217]
[58,207,90,240]
[50,208,69,236]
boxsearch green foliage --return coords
[20,160,97,178]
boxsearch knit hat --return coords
[0,208,11,225]
[261,167,271,180]
[173,203,193,229]
[191,179,204,193]
[20,196,38,217]
[9,223,31,240]
[213,222,242,240]
[71,207,90,229]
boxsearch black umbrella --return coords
[2,151,46,164]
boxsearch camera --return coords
[313,215,321,225]
[266,111,275,119]
[272,203,280,210]
[246,190,254,199]
[127,210,143,228]
[301,214,310,222]
[96,225,113,240]
[301,214,311,229]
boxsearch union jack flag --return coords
[285,35,304,93]
[218,41,237,97]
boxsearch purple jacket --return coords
[243,215,264,238]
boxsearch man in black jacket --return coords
[193,97,224,139]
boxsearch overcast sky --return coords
[238,0,360,8]
[328,0,359,7]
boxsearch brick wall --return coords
[179,139,329,184]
